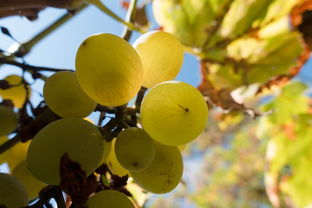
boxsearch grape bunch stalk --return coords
[0,27,208,207]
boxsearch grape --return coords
[0,173,28,208]
[115,128,155,172]
[140,81,208,146]
[0,136,30,169]
[43,71,96,118]
[0,75,28,108]
[130,142,183,194]
[26,118,104,185]
[75,33,143,106]
[87,190,134,208]
[12,160,46,199]
[133,31,184,88]
[0,105,18,136]
[105,139,129,177]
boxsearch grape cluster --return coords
[0,31,208,207]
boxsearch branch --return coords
[19,4,88,56]
[121,0,139,41]
[0,58,72,72]
[87,0,142,33]
[0,0,83,10]
[0,8,42,20]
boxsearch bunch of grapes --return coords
[0,31,208,208]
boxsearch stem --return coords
[121,0,138,41]
[19,4,87,56]
[135,87,147,112]
[0,0,83,10]
[87,0,142,33]
[0,135,21,155]
[53,187,66,208]
[0,59,71,72]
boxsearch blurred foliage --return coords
[149,0,312,207]
[153,0,309,101]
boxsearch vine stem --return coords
[19,4,88,56]
[121,0,139,41]
[87,0,143,33]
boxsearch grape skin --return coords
[140,81,208,146]
[130,142,183,194]
[43,71,96,118]
[0,173,28,208]
[0,136,30,169]
[26,118,104,185]
[75,33,143,107]
[87,190,135,208]
[0,105,17,136]
[133,31,184,88]
[105,139,129,177]
[0,75,28,108]
[12,160,46,199]
[115,127,156,172]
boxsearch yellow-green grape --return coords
[75,33,143,106]
[12,160,46,200]
[101,140,112,163]
[43,71,96,118]
[105,139,129,177]
[0,136,30,170]
[115,128,155,172]
[140,81,208,146]
[0,75,28,108]
[0,106,18,136]
[133,31,184,88]
[130,143,183,194]
[87,190,134,208]
[0,173,28,208]
[27,118,104,185]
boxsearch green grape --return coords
[0,173,28,208]
[102,140,112,163]
[105,139,129,177]
[27,118,104,185]
[130,142,183,194]
[140,81,208,146]
[0,106,18,136]
[87,190,134,208]
[115,128,156,172]
[43,71,96,118]
[0,75,29,108]
[133,31,184,88]
[75,33,143,106]
[12,160,46,199]
[0,136,30,169]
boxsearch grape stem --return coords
[135,87,147,112]
[121,0,139,41]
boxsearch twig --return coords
[87,0,142,33]
[0,135,21,155]
[0,0,83,10]
[0,8,42,20]
[18,4,88,56]
[121,0,139,41]
[0,59,72,72]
